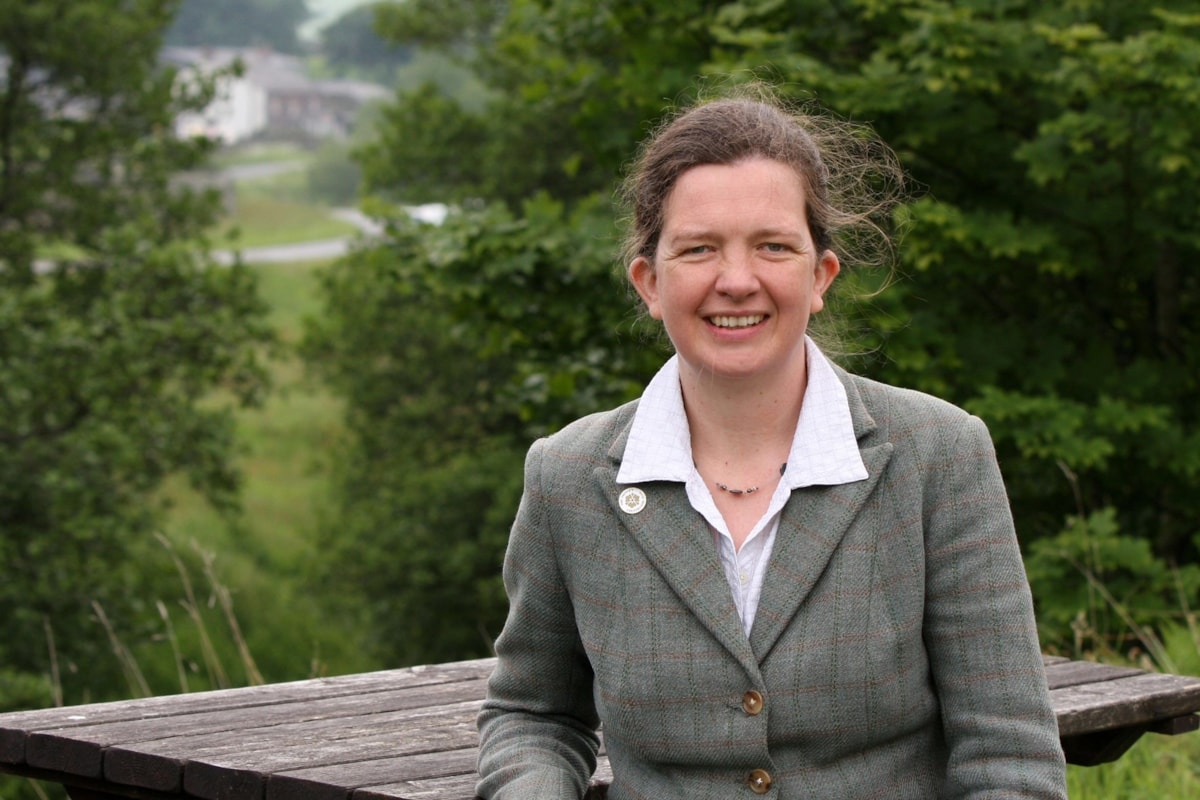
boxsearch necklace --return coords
[714,462,787,496]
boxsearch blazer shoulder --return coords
[839,369,981,443]
[537,398,639,463]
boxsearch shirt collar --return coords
[617,337,868,488]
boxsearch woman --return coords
[476,91,1067,799]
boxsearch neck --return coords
[681,356,808,467]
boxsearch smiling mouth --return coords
[709,314,765,329]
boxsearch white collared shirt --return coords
[616,337,868,636]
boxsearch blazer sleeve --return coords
[476,437,601,800]
[922,413,1067,799]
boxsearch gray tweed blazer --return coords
[477,367,1067,799]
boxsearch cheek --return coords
[649,266,708,325]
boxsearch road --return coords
[213,208,380,265]
[35,160,445,270]
[213,237,355,265]
[219,159,311,182]
[215,204,447,265]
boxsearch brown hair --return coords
[618,85,906,275]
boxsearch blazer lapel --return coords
[749,371,894,662]
[594,420,759,673]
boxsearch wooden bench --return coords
[2,655,1199,800]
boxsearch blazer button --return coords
[748,769,772,794]
[742,690,764,716]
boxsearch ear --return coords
[810,249,840,314]
[628,256,663,320]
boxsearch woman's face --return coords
[629,157,839,385]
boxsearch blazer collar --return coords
[598,366,893,671]
[603,364,879,465]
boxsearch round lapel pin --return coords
[618,487,647,514]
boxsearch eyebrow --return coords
[664,226,807,242]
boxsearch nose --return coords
[714,248,759,298]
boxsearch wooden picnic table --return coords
[1,655,1198,800]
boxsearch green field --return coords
[1069,731,1200,797]
[217,164,360,249]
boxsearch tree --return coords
[319,2,414,82]
[166,0,310,53]
[0,0,271,708]
[364,0,720,208]
[312,0,1200,661]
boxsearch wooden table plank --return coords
[180,704,482,800]
[1043,660,1143,691]
[21,679,488,788]
[269,749,478,800]
[1053,671,1200,736]
[349,755,614,800]
[95,693,484,794]
[0,660,494,769]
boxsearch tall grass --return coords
[1,535,281,800]
[1068,731,1200,798]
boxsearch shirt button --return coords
[748,769,772,794]
[741,690,764,715]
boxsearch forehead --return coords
[661,158,809,235]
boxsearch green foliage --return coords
[387,50,490,112]
[315,0,1200,661]
[355,84,490,206]
[0,668,53,715]
[0,775,58,800]
[166,0,310,53]
[319,2,415,82]
[369,0,718,208]
[303,198,664,663]
[1026,509,1200,661]
[0,0,271,706]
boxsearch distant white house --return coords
[164,46,389,144]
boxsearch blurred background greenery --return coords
[3,0,1199,796]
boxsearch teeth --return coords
[710,315,764,329]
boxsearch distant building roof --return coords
[162,46,389,102]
